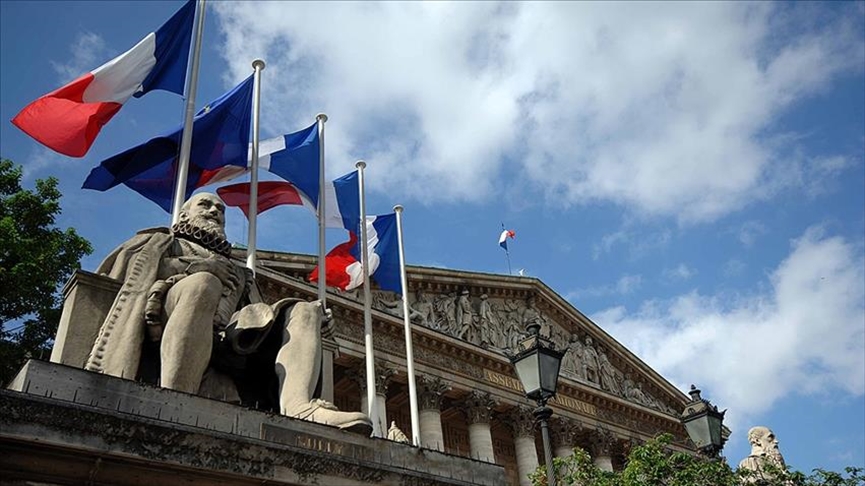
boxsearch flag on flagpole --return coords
[82,74,254,211]
[259,123,321,207]
[499,228,515,250]
[12,0,196,157]
[217,170,360,229]
[217,180,304,218]
[310,213,401,293]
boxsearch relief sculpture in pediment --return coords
[409,289,436,328]
[372,287,680,416]
[434,292,457,334]
[597,347,621,395]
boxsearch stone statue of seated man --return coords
[83,192,371,434]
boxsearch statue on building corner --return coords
[83,192,372,434]
[738,426,790,484]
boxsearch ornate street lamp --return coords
[508,320,565,486]
[681,384,727,459]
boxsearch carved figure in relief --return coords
[561,334,584,379]
[498,298,522,331]
[738,426,789,484]
[456,290,475,343]
[83,193,371,433]
[598,348,621,395]
[477,294,497,348]
[621,373,635,398]
[409,289,436,328]
[435,292,457,334]
[521,295,543,330]
[372,290,405,317]
[627,380,652,407]
[582,336,601,384]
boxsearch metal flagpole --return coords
[171,0,206,225]
[316,113,328,309]
[394,204,420,447]
[356,160,379,437]
[245,59,265,274]
[502,223,512,275]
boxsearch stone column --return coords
[505,405,539,486]
[319,324,339,403]
[372,362,396,436]
[418,375,450,451]
[464,391,497,463]
[348,362,394,435]
[550,417,581,459]
[590,427,616,472]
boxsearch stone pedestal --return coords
[3,360,507,486]
[464,391,496,463]
[50,270,121,368]
[419,375,450,451]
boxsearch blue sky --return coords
[2,0,863,473]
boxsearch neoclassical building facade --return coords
[253,250,692,486]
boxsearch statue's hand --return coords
[183,257,241,291]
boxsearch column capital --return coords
[549,417,583,450]
[346,361,396,395]
[463,390,497,425]
[374,360,397,395]
[418,375,451,411]
[502,405,536,438]
[589,426,618,456]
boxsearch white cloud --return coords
[662,263,697,281]
[723,258,747,277]
[737,220,767,248]
[592,227,672,260]
[594,226,865,424]
[50,31,109,83]
[568,273,643,300]
[213,2,863,223]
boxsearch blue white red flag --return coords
[216,170,360,232]
[499,228,515,250]
[258,123,321,208]
[82,75,254,211]
[12,0,196,157]
[310,213,401,294]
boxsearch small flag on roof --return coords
[499,228,515,251]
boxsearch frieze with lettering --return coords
[261,423,373,462]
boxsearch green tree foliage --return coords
[530,434,864,486]
[0,159,92,384]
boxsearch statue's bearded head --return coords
[179,192,227,241]
[748,426,785,466]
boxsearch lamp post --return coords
[508,319,565,486]
[680,384,727,459]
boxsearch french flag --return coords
[311,213,402,294]
[217,170,360,231]
[11,0,195,157]
[499,228,515,250]
[82,75,254,212]
[258,123,321,209]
